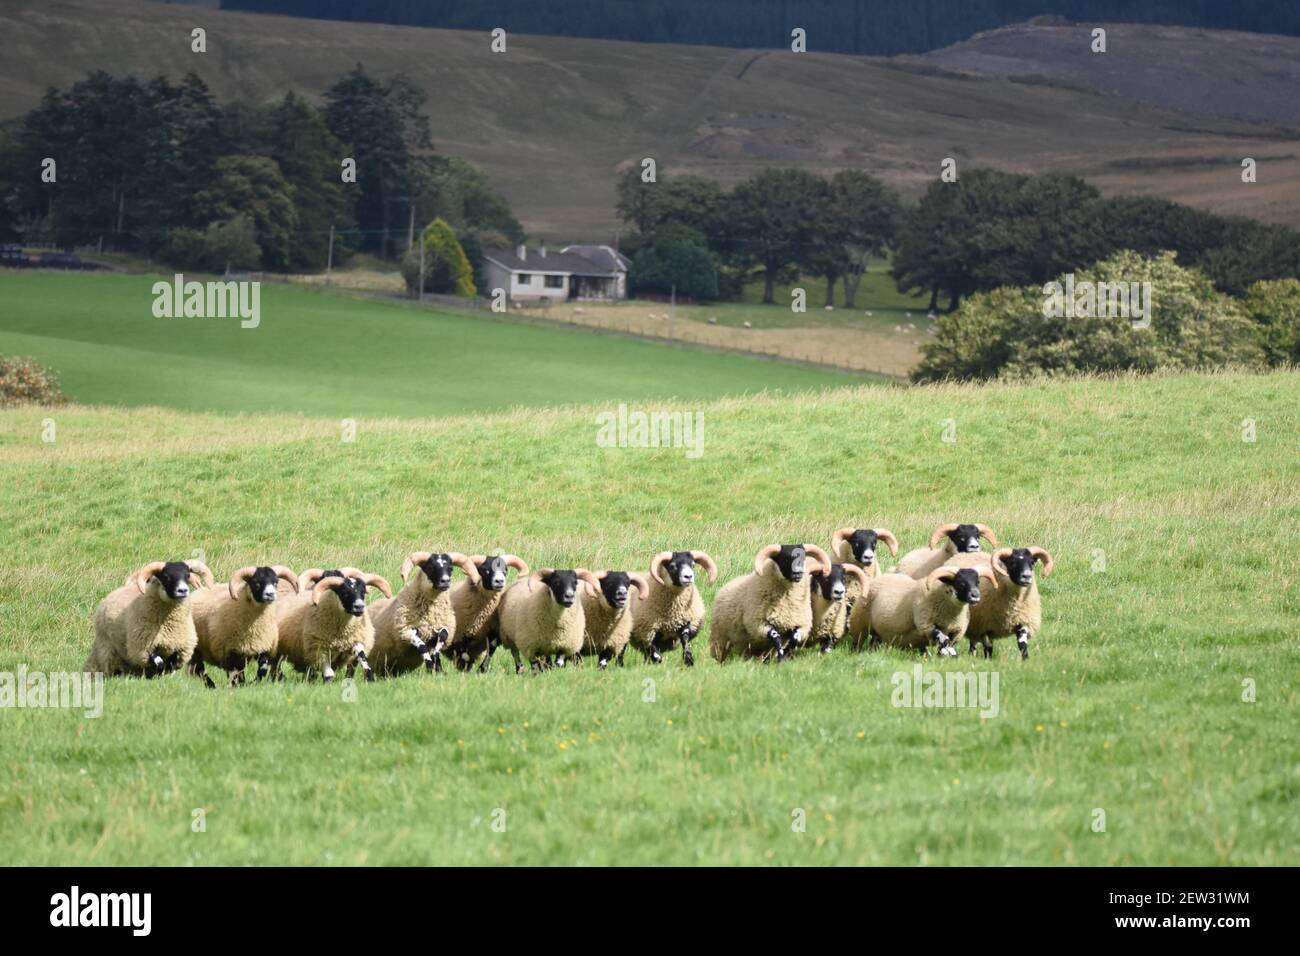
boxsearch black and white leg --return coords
[766,625,787,662]
[190,654,217,689]
[352,642,375,682]
[255,652,272,682]
[429,628,449,673]
[787,627,804,651]
[678,623,696,667]
[645,632,663,664]
[511,647,524,674]
[1016,626,1030,660]
[598,648,613,669]
[144,649,166,678]
[931,627,957,657]
[224,652,246,687]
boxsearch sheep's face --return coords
[477,556,509,591]
[770,545,807,583]
[541,570,579,608]
[597,571,632,609]
[937,568,982,605]
[246,567,280,604]
[846,529,883,567]
[418,553,454,591]
[812,564,846,602]
[999,549,1038,588]
[150,561,194,601]
[323,572,368,616]
[662,552,697,588]
[946,524,983,553]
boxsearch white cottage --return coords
[483,243,629,303]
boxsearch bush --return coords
[402,217,476,297]
[631,224,719,300]
[164,215,262,273]
[1243,278,1300,366]
[0,356,66,407]
[913,251,1266,382]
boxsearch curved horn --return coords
[929,524,960,548]
[990,548,1013,580]
[363,573,393,599]
[503,554,529,576]
[831,527,855,560]
[448,552,482,587]
[804,557,826,577]
[975,524,998,547]
[271,566,300,593]
[976,565,999,590]
[298,568,327,592]
[628,572,650,600]
[753,544,780,577]
[874,528,899,556]
[228,566,258,600]
[1029,547,1054,577]
[312,575,346,605]
[690,550,718,583]
[803,544,832,574]
[529,568,554,588]
[926,566,958,592]
[649,551,673,586]
[399,552,432,583]
[185,560,214,588]
[576,569,602,593]
[338,566,365,582]
[132,561,167,594]
[842,564,871,589]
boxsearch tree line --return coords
[0,68,523,278]
[223,0,1300,57]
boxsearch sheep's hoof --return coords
[939,645,957,658]
[202,675,216,690]
[323,674,334,684]
[1020,646,1030,661]
[682,649,695,667]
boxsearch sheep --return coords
[708,543,832,662]
[368,551,480,676]
[272,567,392,682]
[497,568,601,672]
[847,565,997,657]
[946,547,1053,659]
[580,570,650,668]
[86,560,215,678]
[188,565,299,687]
[895,523,998,579]
[809,562,871,653]
[628,550,718,666]
[830,526,899,613]
[446,553,530,672]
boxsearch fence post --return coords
[326,225,334,286]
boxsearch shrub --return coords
[631,224,719,300]
[1243,279,1300,367]
[0,356,66,407]
[164,215,262,273]
[402,217,476,297]
[913,251,1266,382]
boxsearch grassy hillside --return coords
[1,369,1297,865]
[0,273,856,416]
[3,0,1299,236]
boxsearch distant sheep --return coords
[189,565,299,687]
[446,553,530,672]
[629,550,717,666]
[809,562,870,653]
[709,543,831,662]
[847,565,996,656]
[580,570,650,667]
[896,523,998,579]
[497,568,601,672]
[948,547,1053,659]
[830,526,899,612]
[369,551,480,676]
[87,560,214,678]
[273,567,392,682]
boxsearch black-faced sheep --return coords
[273,568,392,682]
[947,547,1053,659]
[188,565,299,687]
[498,568,602,672]
[369,551,480,676]
[830,526,899,613]
[628,550,718,666]
[446,553,529,672]
[87,560,215,678]
[895,523,998,579]
[809,562,871,653]
[580,570,650,668]
[708,544,832,662]
[847,565,997,656]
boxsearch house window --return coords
[544,274,565,289]
[517,273,532,285]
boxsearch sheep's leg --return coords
[1016,627,1030,660]
[320,653,336,683]
[931,627,957,658]
[477,636,499,674]
[254,652,272,682]
[530,657,545,674]
[644,633,664,664]
[510,647,524,674]
[143,649,166,678]
[820,636,835,654]
[982,637,993,660]
[598,648,614,669]
[405,628,436,671]
[352,642,375,682]
[190,654,217,690]
[616,647,626,667]
[786,627,804,652]
[766,625,787,662]
[678,623,696,667]
[163,652,183,674]
[223,652,246,687]
[428,628,449,673]
[868,631,882,651]
[555,655,568,668]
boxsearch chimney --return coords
[539,241,547,259]
[516,243,526,261]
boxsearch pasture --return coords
[1,367,1296,865]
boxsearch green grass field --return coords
[2,364,1297,865]
[0,272,854,417]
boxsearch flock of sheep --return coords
[84,523,1054,686]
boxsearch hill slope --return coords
[2,0,1299,235]
[0,273,855,416]
[1,369,1296,864]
